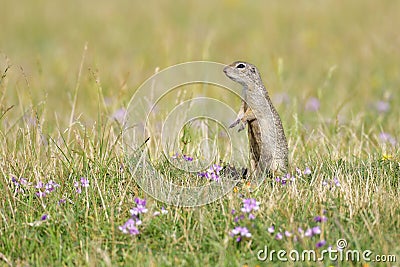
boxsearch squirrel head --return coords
[223,61,262,88]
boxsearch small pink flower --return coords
[275,232,283,240]
[305,97,320,111]
[267,225,275,234]
[303,167,312,175]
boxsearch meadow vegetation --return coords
[0,0,399,266]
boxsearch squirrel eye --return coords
[236,63,245,69]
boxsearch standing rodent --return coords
[223,61,288,176]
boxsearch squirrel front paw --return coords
[229,119,246,132]
[229,119,240,128]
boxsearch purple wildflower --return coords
[286,173,294,181]
[74,181,82,194]
[130,198,148,215]
[36,181,44,189]
[135,197,146,206]
[74,178,88,193]
[11,177,19,185]
[333,177,340,187]
[207,166,216,174]
[119,218,140,235]
[296,167,302,176]
[316,240,327,248]
[11,177,31,194]
[45,180,60,193]
[34,180,61,197]
[35,181,47,197]
[198,172,207,178]
[276,173,295,185]
[374,101,390,113]
[130,206,147,216]
[314,216,327,223]
[230,226,252,242]
[59,199,66,205]
[200,164,222,181]
[285,231,292,237]
[305,97,320,111]
[111,108,127,124]
[312,226,321,235]
[379,132,397,146]
[231,209,236,215]
[241,198,260,213]
[304,167,312,175]
[212,164,223,173]
[267,225,275,234]
[275,232,283,240]
[209,172,219,181]
[183,155,193,161]
[248,213,256,220]
[41,214,48,221]
[171,153,179,159]
[80,177,89,188]
[161,206,168,214]
[304,228,313,237]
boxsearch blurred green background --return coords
[1,0,399,130]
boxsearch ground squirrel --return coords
[223,61,288,176]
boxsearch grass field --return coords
[1,0,400,266]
